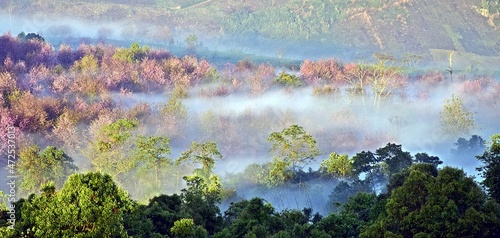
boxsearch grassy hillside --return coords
[2,0,499,60]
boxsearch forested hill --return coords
[1,0,500,59]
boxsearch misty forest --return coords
[1,0,500,237]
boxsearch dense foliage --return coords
[0,34,499,237]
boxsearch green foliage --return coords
[440,94,477,137]
[15,172,131,237]
[181,175,223,234]
[361,165,500,237]
[90,118,138,178]
[177,141,222,181]
[267,125,320,186]
[132,135,172,198]
[160,93,189,137]
[184,34,198,47]
[268,125,320,170]
[476,134,500,204]
[113,42,149,63]
[413,152,442,167]
[97,118,138,152]
[124,194,184,237]
[216,197,276,237]
[171,218,208,238]
[320,152,353,178]
[328,180,372,211]
[351,143,413,191]
[273,72,303,87]
[18,145,77,195]
[72,54,99,74]
[480,0,500,14]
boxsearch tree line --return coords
[1,133,499,237]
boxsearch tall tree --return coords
[267,125,320,170]
[132,135,172,198]
[414,152,442,167]
[18,145,77,195]
[440,94,477,137]
[320,152,354,179]
[88,118,138,183]
[15,173,132,237]
[476,134,500,204]
[361,166,500,237]
[177,141,222,181]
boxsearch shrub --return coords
[274,72,303,87]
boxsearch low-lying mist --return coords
[102,75,499,214]
[0,18,499,215]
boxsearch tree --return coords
[274,72,303,87]
[267,125,320,186]
[181,175,223,235]
[369,53,403,108]
[19,32,45,42]
[215,197,276,238]
[18,145,77,195]
[113,42,149,63]
[375,143,412,177]
[160,94,188,138]
[476,134,500,204]
[16,172,132,237]
[452,135,486,160]
[88,118,139,184]
[268,125,320,170]
[361,166,500,237]
[414,152,442,167]
[351,143,413,192]
[177,141,222,181]
[440,94,477,137]
[320,152,354,179]
[132,135,172,198]
[343,62,370,95]
[184,34,199,55]
[170,218,208,238]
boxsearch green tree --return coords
[184,34,199,55]
[320,152,354,178]
[369,53,402,109]
[123,193,184,237]
[351,143,413,191]
[89,118,138,183]
[215,198,276,238]
[413,152,442,167]
[375,143,412,177]
[72,54,99,75]
[361,165,500,237]
[171,218,208,238]
[113,42,149,63]
[16,173,131,237]
[268,125,320,170]
[477,134,500,204]
[160,94,189,137]
[267,125,320,185]
[181,175,223,235]
[132,135,172,198]
[18,145,77,195]
[440,94,477,137]
[177,141,222,181]
[274,72,303,87]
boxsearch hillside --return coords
[1,0,499,65]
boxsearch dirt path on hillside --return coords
[181,0,213,10]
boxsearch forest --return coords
[0,31,499,237]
